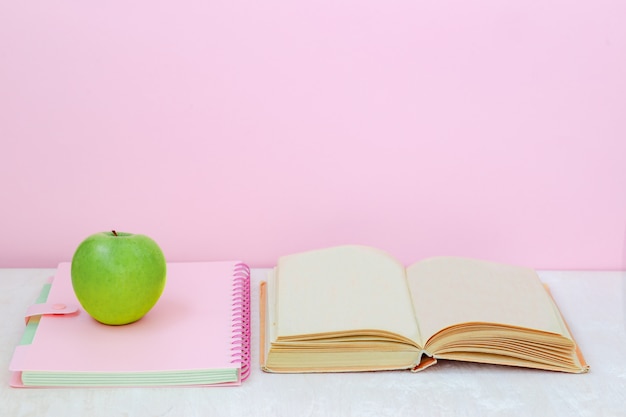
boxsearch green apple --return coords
[70,230,167,325]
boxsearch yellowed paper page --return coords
[406,257,570,343]
[275,245,421,344]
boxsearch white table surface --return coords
[1,268,625,417]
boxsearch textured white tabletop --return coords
[1,268,625,417]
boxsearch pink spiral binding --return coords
[231,263,251,381]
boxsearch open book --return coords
[260,245,588,374]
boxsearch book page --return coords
[275,246,421,344]
[406,257,570,343]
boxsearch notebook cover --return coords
[9,261,251,387]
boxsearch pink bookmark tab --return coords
[24,303,79,323]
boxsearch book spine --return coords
[231,262,251,381]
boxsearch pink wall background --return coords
[1,1,625,269]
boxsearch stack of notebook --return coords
[10,261,251,387]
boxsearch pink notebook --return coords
[9,261,251,387]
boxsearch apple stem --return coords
[112,230,118,237]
